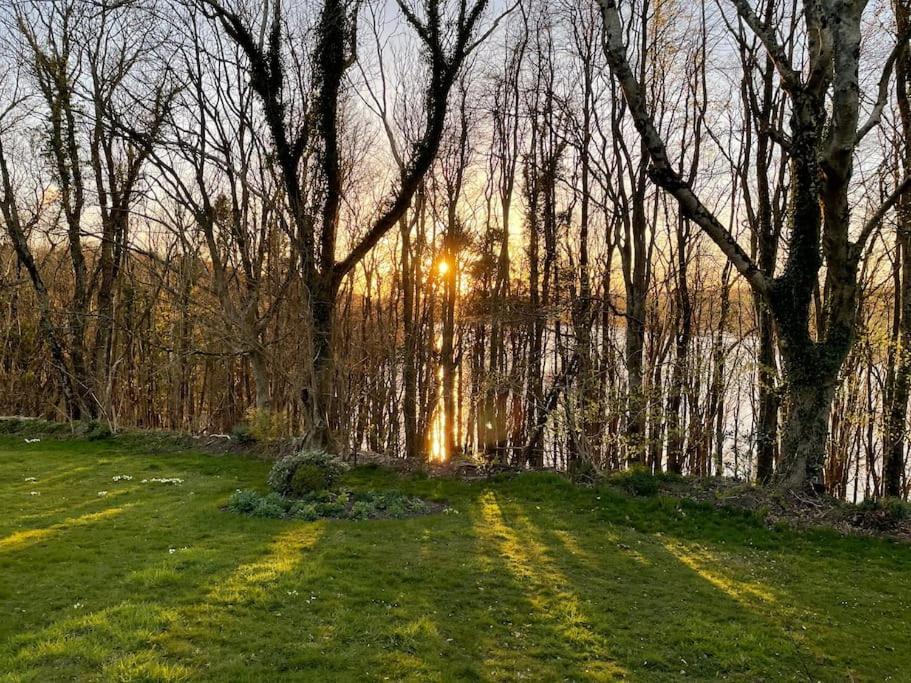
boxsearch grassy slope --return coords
[0,438,909,682]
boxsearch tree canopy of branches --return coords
[1,0,910,500]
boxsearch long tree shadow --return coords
[167,478,500,679]
[466,490,629,679]
[500,495,794,679]
[507,489,911,680]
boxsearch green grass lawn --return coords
[1,437,909,681]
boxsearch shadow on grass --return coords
[3,453,911,681]
[503,483,911,680]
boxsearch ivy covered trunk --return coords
[777,363,838,491]
[310,278,338,450]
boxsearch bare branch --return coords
[724,0,802,92]
[596,0,771,296]
[853,174,911,256]
[855,24,911,144]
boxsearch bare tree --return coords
[1,0,169,421]
[196,0,498,445]
[598,0,911,491]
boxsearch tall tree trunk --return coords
[401,213,420,460]
[311,277,338,447]
[884,0,911,498]
[778,374,837,490]
[755,307,779,482]
[440,243,457,460]
[666,217,691,474]
[250,347,271,413]
[624,201,648,466]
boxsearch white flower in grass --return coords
[29,491,39,496]
[24,477,37,482]
[97,491,108,497]
[112,475,133,482]
[169,548,176,554]
[142,477,183,485]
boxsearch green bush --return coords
[306,490,336,504]
[227,489,260,515]
[252,492,291,518]
[384,499,407,517]
[605,467,661,497]
[404,496,429,514]
[368,490,428,518]
[227,487,430,521]
[314,490,350,517]
[84,420,113,441]
[0,418,31,435]
[289,464,330,496]
[290,502,320,521]
[350,500,376,520]
[267,449,349,497]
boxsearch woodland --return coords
[2,0,911,498]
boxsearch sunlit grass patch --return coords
[661,540,778,606]
[210,525,323,605]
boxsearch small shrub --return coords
[384,499,407,518]
[231,422,256,445]
[0,418,70,437]
[606,467,661,497]
[267,449,349,497]
[350,500,377,520]
[289,464,330,496]
[227,484,432,522]
[84,420,113,441]
[315,501,346,517]
[0,418,27,435]
[227,489,261,515]
[305,490,335,504]
[290,502,320,521]
[315,490,350,518]
[357,491,428,518]
[404,496,429,514]
[252,492,290,518]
